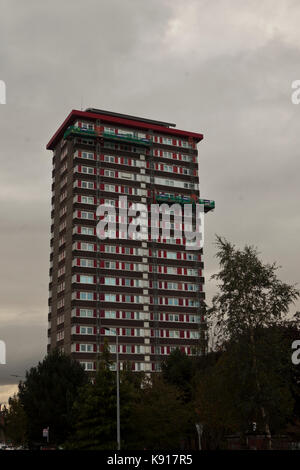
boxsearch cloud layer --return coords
[0,0,299,399]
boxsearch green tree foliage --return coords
[4,394,27,445]
[131,375,193,450]
[18,349,88,445]
[209,236,299,341]
[161,348,196,400]
[66,341,138,450]
[205,236,300,448]
[196,326,296,446]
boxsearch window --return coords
[79,309,94,317]
[104,184,115,192]
[81,181,94,189]
[57,331,64,341]
[118,129,134,137]
[81,196,94,205]
[79,292,94,301]
[80,138,94,145]
[79,362,94,370]
[166,252,177,259]
[105,245,116,253]
[104,127,115,134]
[105,310,116,319]
[81,227,94,236]
[104,170,115,178]
[81,211,94,220]
[80,243,94,251]
[105,294,116,302]
[104,199,116,206]
[80,344,93,352]
[81,151,94,160]
[104,155,115,163]
[81,166,94,175]
[104,142,115,149]
[80,275,94,284]
[79,258,94,268]
[81,122,94,130]
[80,326,94,335]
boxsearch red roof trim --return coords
[46,109,203,150]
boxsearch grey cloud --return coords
[0,0,300,398]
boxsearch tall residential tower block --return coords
[47,108,214,373]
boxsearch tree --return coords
[207,236,299,448]
[4,394,27,445]
[161,348,196,401]
[196,326,296,448]
[66,341,138,450]
[18,349,88,445]
[131,375,193,450]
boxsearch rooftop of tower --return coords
[46,108,203,150]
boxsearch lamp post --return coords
[104,327,120,451]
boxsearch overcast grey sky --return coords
[0,0,300,402]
